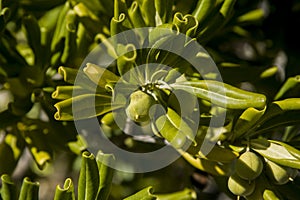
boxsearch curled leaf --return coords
[0,174,17,200]
[19,177,39,200]
[54,178,75,200]
[54,94,122,121]
[123,186,156,200]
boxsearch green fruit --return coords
[228,174,255,196]
[236,151,263,180]
[263,189,280,200]
[125,90,156,122]
[265,160,292,185]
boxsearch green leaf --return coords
[52,86,86,100]
[248,98,300,135]
[170,80,266,109]
[22,15,42,67]
[254,110,300,135]
[58,66,79,84]
[61,9,78,65]
[67,135,87,155]
[72,2,103,35]
[140,0,155,26]
[38,5,63,30]
[110,13,128,37]
[128,1,146,28]
[232,106,266,140]
[173,12,198,37]
[18,177,39,200]
[163,68,181,83]
[116,44,137,77]
[251,139,300,169]
[96,152,115,200]
[155,188,197,200]
[236,8,265,23]
[180,150,233,176]
[274,75,300,100]
[198,145,239,163]
[272,98,300,111]
[54,178,75,200]
[54,93,123,121]
[219,0,236,18]
[83,63,120,88]
[154,0,173,23]
[0,7,10,32]
[78,151,100,200]
[148,24,179,48]
[197,0,236,42]
[259,66,278,79]
[50,2,69,61]
[57,66,98,92]
[0,174,17,200]
[123,186,156,200]
[192,0,216,25]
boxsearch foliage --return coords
[0,0,300,199]
[0,151,196,200]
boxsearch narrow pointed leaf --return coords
[237,8,265,23]
[61,9,78,64]
[154,0,173,23]
[274,75,300,100]
[96,152,115,200]
[192,0,216,24]
[233,106,266,140]
[22,15,42,67]
[78,151,100,200]
[171,80,266,109]
[141,0,155,26]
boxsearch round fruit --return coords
[125,90,156,123]
[263,189,280,200]
[265,160,292,185]
[236,151,263,180]
[228,174,256,196]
